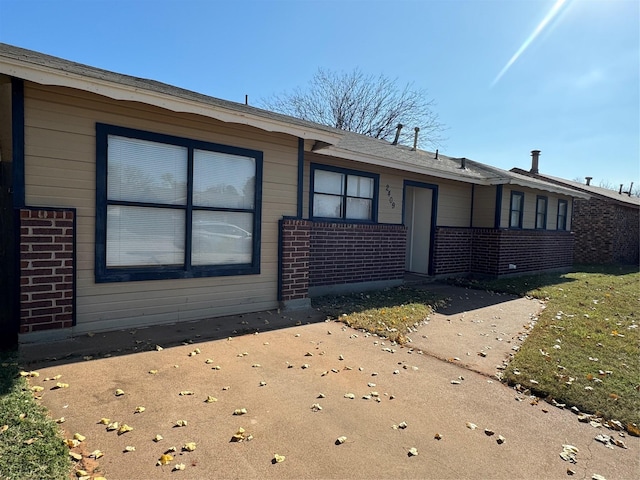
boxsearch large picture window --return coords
[96,124,262,282]
[509,191,524,228]
[310,164,378,222]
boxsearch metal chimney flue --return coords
[585,177,592,186]
[619,184,623,194]
[629,182,634,197]
[530,150,541,174]
[392,124,403,145]
[460,157,467,169]
[411,127,420,151]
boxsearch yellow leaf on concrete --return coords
[183,442,196,451]
[73,433,86,442]
[158,453,173,465]
[69,451,82,461]
[117,424,133,435]
[134,406,145,413]
[115,389,125,396]
[273,453,285,463]
[98,418,110,425]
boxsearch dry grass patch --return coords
[312,286,446,344]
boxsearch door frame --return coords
[402,180,438,276]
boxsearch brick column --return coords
[19,208,75,334]
[280,218,311,305]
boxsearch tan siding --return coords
[473,185,496,227]
[23,82,297,332]
[501,186,573,230]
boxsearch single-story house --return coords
[511,158,639,265]
[0,43,589,346]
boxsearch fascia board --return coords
[315,147,495,185]
[494,177,591,199]
[0,59,342,144]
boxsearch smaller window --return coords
[535,196,548,229]
[509,191,524,228]
[310,164,378,222]
[557,199,568,231]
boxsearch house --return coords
[511,154,639,265]
[0,43,588,346]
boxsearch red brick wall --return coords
[19,208,75,333]
[573,198,639,265]
[309,222,406,287]
[280,219,310,301]
[280,220,407,301]
[433,227,574,276]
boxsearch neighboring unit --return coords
[512,153,639,265]
[0,43,588,345]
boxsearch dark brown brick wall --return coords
[433,227,574,276]
[573,199,639,264]
[19,208,75,333]
[309,222,407,287]
[280,220,407,301]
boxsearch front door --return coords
[404,183,436,274]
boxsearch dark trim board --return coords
[494,184,503,229]
[296,138,304,219]
[11,77,25,208]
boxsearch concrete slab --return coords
[21,285,639,480]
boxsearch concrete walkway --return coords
[21,285,639,479]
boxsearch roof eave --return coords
[492,177,591,199]
[0,57,342,144]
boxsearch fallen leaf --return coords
[175,420,188,427]
[73,433,86,442]
[179,391,195,396]
[89,450,103,459]
[69,451,82,461]
[135,406,145,413]
[52,383,69,389]
[311,403,322,412]
[118,424,133,435]
[31,386,44,393]
[75,470,88,477]
[0,425,8,434]
[124,446,136,452]
[434,433,443,440]
[183,442,197,451]
[484,429,495,436]
[408,447,419,456]
[273,453,285,463]
[496,435,506,444]
[335,436,347,445]
[205,396,218,403]
[205,359,214,364]
[173,463,186,471]
[466,422,478,430]
[153,434,164,442]
[156,345,163,351]
[115,389,125,396]
[149,370,158,375]
[158,453,173,465]
[233,408,247,416]
[344,393,355,399]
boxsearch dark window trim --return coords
[557,199,568,231]
[535,195,548,230]
[309,163,379,223]
[95,123,263,283]
[494,184,503,228]
[509,191,524,229]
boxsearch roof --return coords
[0,43,342,144]
[511,169,639,207]
[314,132,590,198]
[0,43,590,200]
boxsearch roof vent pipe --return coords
[629,182,634,197]
[435,149,438,159]
[585,177,592,186]
[411,127,420,151]
[530,150,541,174]
[460,157,466,169]
[391,124,403,145]
[619,184,623,194]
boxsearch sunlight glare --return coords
[491,0,571,87]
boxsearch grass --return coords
[453,265,640,430]
[0,350,71,480]
[312,286,447,344]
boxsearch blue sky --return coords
[1,0,638,189]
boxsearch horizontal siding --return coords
[23,82,296,332]
[501,186,573,231]
[473,185,496,228]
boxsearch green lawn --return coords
[312,286,446,344]
[0,351,71,480]
[454,265,640,431]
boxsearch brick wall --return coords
[613,204,640,264]
[280,219,310,301]
[309,222,406,287]
[19,208,75,333]
[433,227,574,276]
[280,220,407,301]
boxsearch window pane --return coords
[191,211,253,265]
[347,175,373,198]
[511,194,522,210]
[314,170,344,195]
[510,211,520,227]
[313,193,342,218]
[108,136,187,205]
[193,150,255,209]
[537,198,546,213]
[346,197,372,220]
[107,205,184,266]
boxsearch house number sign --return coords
[385,184,395,209]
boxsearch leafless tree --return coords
[260,68,445,148]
